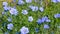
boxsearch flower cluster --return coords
[37,16,51,24]
[29,5,38,11]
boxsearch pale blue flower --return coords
[7,23,14,30]
[20,26,29,34]
[39,7,44,12]
[41,16,47,22]
[3,6,9,11]
[54,14,60,18]
[26,0,32,3]
[45,19,51,22]
[44,24,49,29]
[9,8,18,15]
[37,16,48,24]
[22,10,28,15]
[29,5,38,11]
[3,2,8,7]
[42,16,51,22]
[41,16,49,22]
[37,16,50,24]
[51,0,57,3]
[57,0,60,2]
[37,19,43,24]
[28,16,33,22]
[2,11,5,15]
[18,0,25,5]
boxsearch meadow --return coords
[0,0,60,34]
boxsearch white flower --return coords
[3,2,8,6]
[9,8,18,15]
[29,5,38,11]
[26,0,32,3]
[22,10,28,15]
[20,26,29,34]
[18,0,25,5]
[39,7,44,12]
[28,16,33,22]
[7,23,14,30]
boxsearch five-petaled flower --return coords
[7,23,14,30]
[22,10,28,15]
[26,0,32,3]
[9,8,18,16]
[28,16,33,22]
[54,14,60,18]
[3,2,8,7]
[20,26,29,34]
[18,0,25,5]
[44,24,49,29]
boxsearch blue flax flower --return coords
[17,0,25,5]
[44,24,49,29]
[3,2,8,7]
[9,8,18,16]
[54,14,60,18]
[29,5,38,11]
[3,6,9,12]
[37,19,43,24]
[57,0,60,2]
[26,0,32,3]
